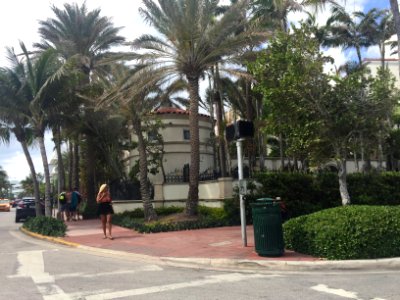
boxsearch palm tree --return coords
[0,48,42,214]
[389,0,400,79]
[133,0,266,215]
[0,166,9,198]
[35,2,125,208]
[18,43,65,216]
[250,0,336,32]
[103,65,161,221]
[364,9,395,68]
[324,5,376,65]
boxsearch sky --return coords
[0,0,393,182]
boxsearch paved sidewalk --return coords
[62,219,317,261]
[24,219,400,272]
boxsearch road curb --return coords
[20,227,400,272]
[20,227,81,248]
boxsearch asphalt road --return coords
[1,209,399,300]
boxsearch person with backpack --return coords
[58,189,67,221]
[70,187,82,221]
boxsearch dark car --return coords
[11,198,22,208]
[15,198,45,222]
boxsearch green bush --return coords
[155,206,184,215]
[23,216,67,237]
[250,171,400,220]
[255,172,342,218]
[348,172,400,205]
[283,205,400,260]
[113,205,230,233]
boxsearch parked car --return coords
[15,198,44,222]
[0,199,11,212]
[11,198,22,208]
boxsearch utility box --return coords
[225,120,254,142]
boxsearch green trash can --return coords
[250,198,284,257]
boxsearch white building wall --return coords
[127,111,215,184]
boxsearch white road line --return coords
[13,250,54,283]
[311,284,387,300]
[55,265,163,279]
[9,250,72,299]
[85,273,278,300]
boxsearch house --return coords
[364,58,400,88]
[123,107,234,210]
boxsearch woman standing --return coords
[96,184,114,239]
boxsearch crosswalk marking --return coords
[311,284,387,300]
[55,265,163,279]
[85,273,278,300]
[10,250,71,299]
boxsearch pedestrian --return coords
[58,189,68,221]
[70,187,81,221]
[66,189,72,221]
[96,183,114,240]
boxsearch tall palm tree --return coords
[0,166,9,198]
[250,0,336,32]
[390,0,400,78]
[18,43,65,216]
[0,48,43,214]
[103,65,161,221]
[133,0,266,215]
[364,9,395,68]
[35,2,125,208]
[324,5,375,65]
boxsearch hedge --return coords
[246,172,400,220]
[23,216,67,237]
[283,205,400,260]
[112,206,232,233]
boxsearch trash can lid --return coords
[257,198,275,202]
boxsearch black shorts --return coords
[97,202,114,215]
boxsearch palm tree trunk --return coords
[379,44,385,69]
[215,91,227,177]
[356,46,363,65]
[84,135,97,216]
[20,140,41,216]
[132,117,157,222]
[37,134,52,216]
[389,0,400,78]
[73,138,80,189]
[68,141,73,190]
[52,126,65,193]
[186,76,201,216]
[208,79,218,174]
[214,65,227,177]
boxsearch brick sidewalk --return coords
[62,219,319,261]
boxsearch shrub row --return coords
[112,206,232,233]
[23,216,67,237]
[283,205,400,260]
[248,172,400,219]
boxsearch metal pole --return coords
[236,138,247,246]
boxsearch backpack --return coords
[58,192,66,204]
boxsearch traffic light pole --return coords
[236,138,247,247]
